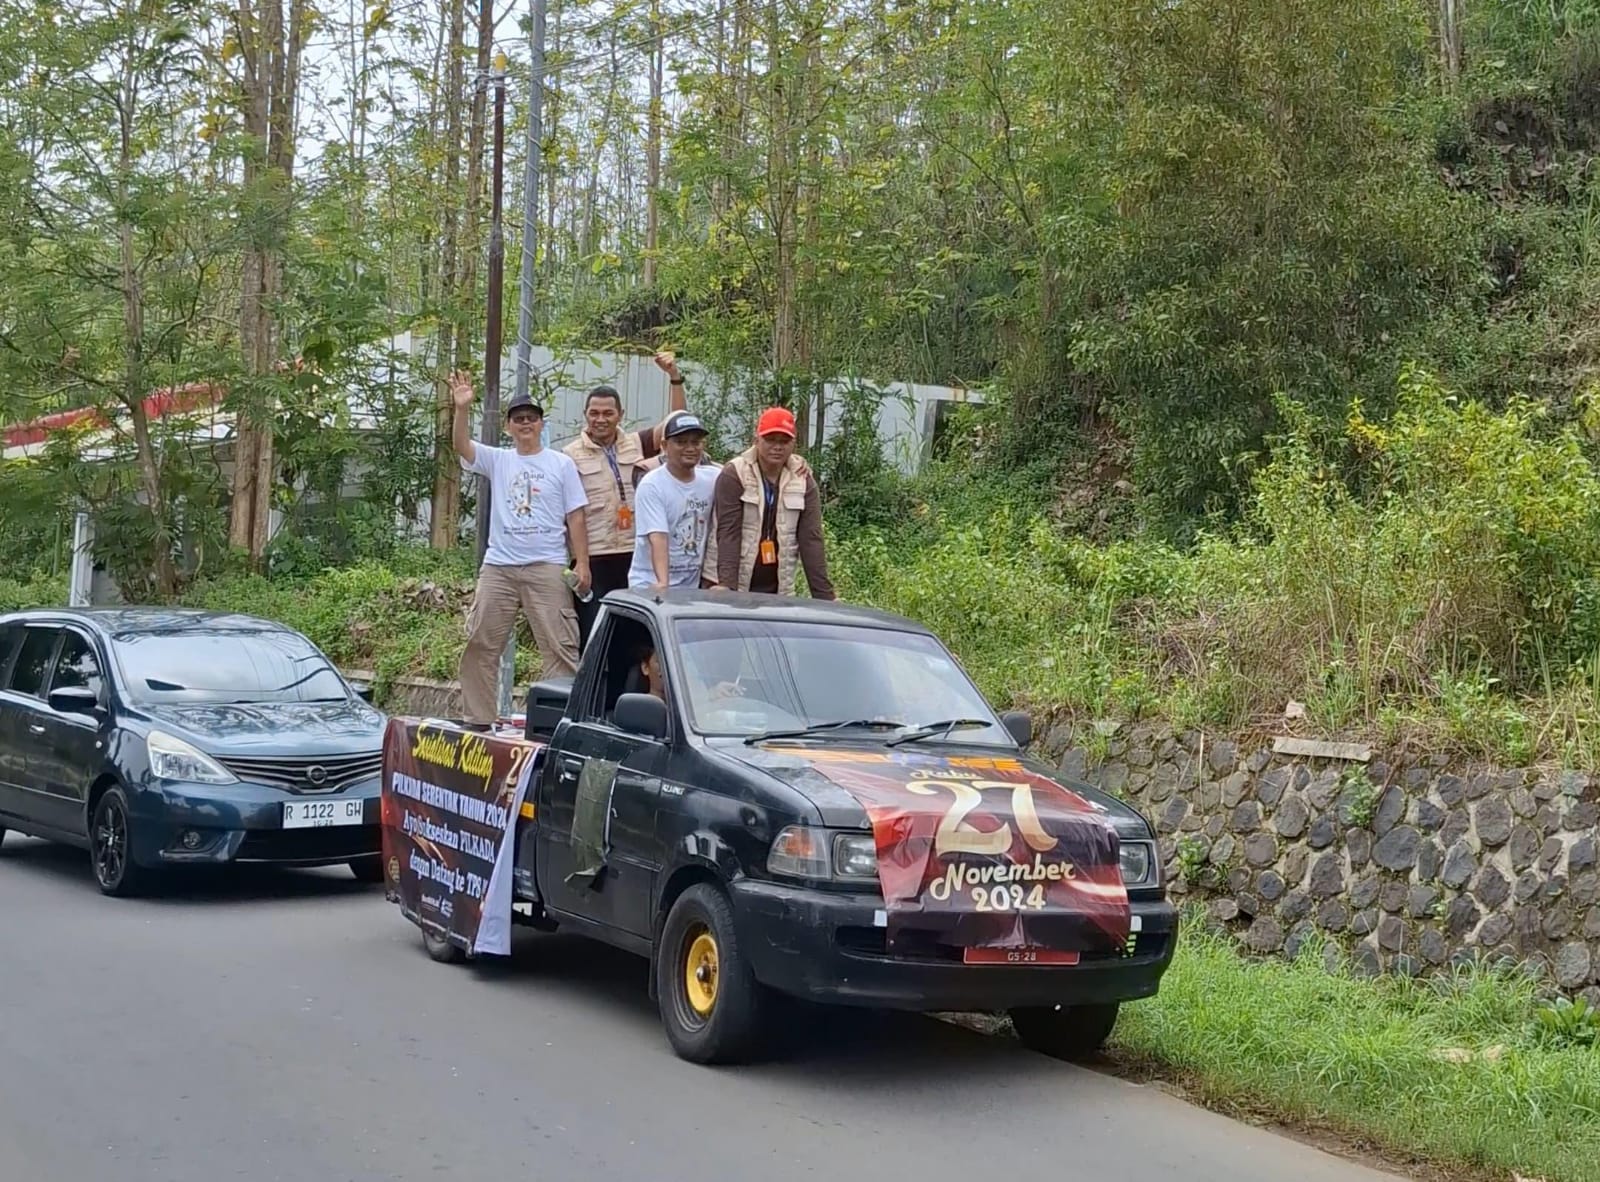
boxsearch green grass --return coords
[1114,926,1600,1182]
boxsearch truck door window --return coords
[584,615,661,724]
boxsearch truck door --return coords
[537,610,667,939]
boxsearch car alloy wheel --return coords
[91,788,149,898]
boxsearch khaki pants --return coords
[460,561,578,725]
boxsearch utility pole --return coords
[498,0,547,719]
[474,54,508,563]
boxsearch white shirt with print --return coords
[628,462,719,588]
[463,444,588,567]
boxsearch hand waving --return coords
[449,370,474,409]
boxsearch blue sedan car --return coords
[0,608,388,896]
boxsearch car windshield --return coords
[112,628,351,706]
[671,617,1009,745]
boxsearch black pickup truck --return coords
[405,589,1177,1065]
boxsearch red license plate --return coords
[962,947,1080,966]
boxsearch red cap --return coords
[756,407,796,439]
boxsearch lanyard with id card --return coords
[603,446,633,530]
[759,478,778,566]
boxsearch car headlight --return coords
[1119,839,1156,887]
[768,826,880,883]
[147,730,237,785]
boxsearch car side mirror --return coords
[49,686,102,717]
[1001,710,1032,747]
[615,692,669,740]
[351,682,375,704]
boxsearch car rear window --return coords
[7,628,59,698]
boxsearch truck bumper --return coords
[728,879,1178,1012]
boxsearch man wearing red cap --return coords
[709,406,835,599]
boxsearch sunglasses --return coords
[508,412,541,426]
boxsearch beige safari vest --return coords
[718,448,810,595]
[564,430,647,556]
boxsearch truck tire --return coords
[422,927,467,964]
[1009,1003,1120,1061]
[657,883,770,1064]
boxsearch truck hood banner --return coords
[380,719,540,957]
[769,749,1131,954]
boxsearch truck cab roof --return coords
[598,588,931,637]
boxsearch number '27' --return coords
[906,779,1058,857]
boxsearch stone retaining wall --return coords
[344,670,463,719]
[1041,722,1600,999]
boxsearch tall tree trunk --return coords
[115,27,177,599]
[643,0,662,287]
[768,0,796,378]
[231,0,306,565]
[458,0,493,373]
[429,0,467,548]
[1437,0,1463,86]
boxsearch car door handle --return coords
[27,723,45,735]
[557,758,583,782]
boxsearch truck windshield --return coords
[671,618,1009,745]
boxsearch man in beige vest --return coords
[563,351,688,647]
[709,406,835,599]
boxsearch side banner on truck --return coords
[380,718,540,956]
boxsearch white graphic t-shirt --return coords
[629,463,720,588]
[463,444,588,566]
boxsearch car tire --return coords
[422,927,467,964]
[90,787,151,898]
[657,883,770,1065]
[1008,1002,1120,1061]
[348,856,385,884]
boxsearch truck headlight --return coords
[832,833,879,881]
[1119,839,1156,887]
[768,826,831,878]
[147,730,237,785]
[768,827,880,883]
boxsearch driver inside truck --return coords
[634,640,667,703]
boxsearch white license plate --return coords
[282,799,365,829]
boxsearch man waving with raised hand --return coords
[451,369,590,730]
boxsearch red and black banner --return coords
[380,719,541,955]
[772,749,1131,956]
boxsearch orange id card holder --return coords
[617,504,634,530]
[759,539,777,565]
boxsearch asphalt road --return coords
[0,834,1406,1182]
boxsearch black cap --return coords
[504,390,543,418]
[662,411,708,439]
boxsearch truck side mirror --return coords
[1001,710,1032,747]
[615,692,669,740]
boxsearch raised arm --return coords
[646,351,688,452]
[450,370,477,465]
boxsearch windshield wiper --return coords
[743,719,907,746]
[884,718,993,747]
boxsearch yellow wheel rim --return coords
[684,928,719,1018]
